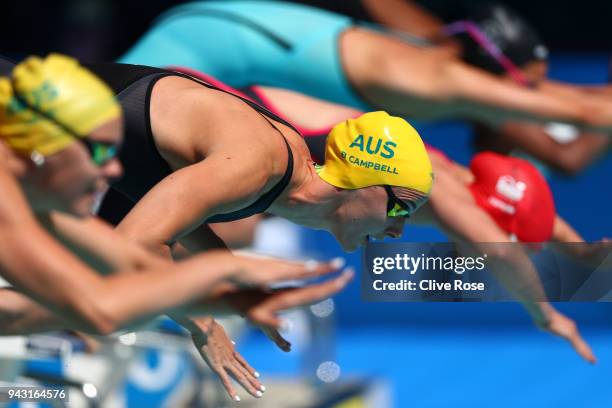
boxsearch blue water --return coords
[240,327,612,407]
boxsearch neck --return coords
[268,162,340,230]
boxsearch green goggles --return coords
[78,138,118,166]
[385,185,418,218]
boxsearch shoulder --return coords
[151,76,288,169]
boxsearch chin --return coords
[339,239,360,253]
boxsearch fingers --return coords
[211,359,265,401]
[227,363,263,399]
[246,268,353,332]
[261,268,354,312]
[213,365,241,402]
[259,257,346,284]
[194,321,267,401]
[545,314,598,364]
[260,326,292,352]
[290,257,346,280]
[565,328,597,364]
[230,346,265,393]
[239,255,346,285]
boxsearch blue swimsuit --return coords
[120,0,370,109]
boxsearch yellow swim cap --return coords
[0,54,120,157]
[317,111,433,194]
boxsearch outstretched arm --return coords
[439,60,612,128]
[425,167,595,362]
[1,164,347,335]
[478,121,609,175]
[345,30,612,129]
[0,246,348,335]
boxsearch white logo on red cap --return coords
[495,175,526,202]
[488,196,516,215]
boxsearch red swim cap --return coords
[469,152,555,242]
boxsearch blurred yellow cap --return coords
[0,53,120,157]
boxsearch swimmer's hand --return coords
[191,266,353,400]
[191,319,265,402]
[224,256,347,352]
[537,309,596,364]
[224,267,354,330]
[228,255,347,287]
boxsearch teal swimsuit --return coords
[119,0,370,109]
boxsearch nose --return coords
[101,158,123,182]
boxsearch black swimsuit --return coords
[0,55,15,76]
[90,63,295,225]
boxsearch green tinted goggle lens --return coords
[80,139,118,166]
[385,185,415,218]
[92,143,117,166]
[387,202,411,218]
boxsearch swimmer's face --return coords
[329,186,407,252]
[25,115,124,216]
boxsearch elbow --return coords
[64,295,120,335]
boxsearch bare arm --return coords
[0,289,60,335]
[552,216,584,243]
[361,0,445,39]
[0,165,311,334]
[426,168,550,318]
[480,121,610,175]
[441,61,611,128]
[206,216,263,250]
[347,30,612,129]
[539,79,612,99]
[1,220,247,335]
[422,167,595,361]
[50,212,165,272]
[0,255,351,335]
